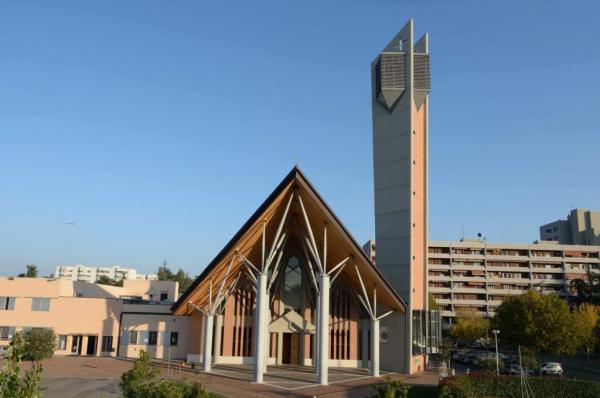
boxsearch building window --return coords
[57,335,68,350]
[0,297,16,310]
[160,291,168,301]
[283,256,302,313]
[129,331,138,345]
[31,298,50,311]
[170,332,178,346]
[148,331,158,346]
[0,326,10,339]
[102,336,113,352]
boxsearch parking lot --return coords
[445,343,600,382]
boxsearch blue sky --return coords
[1,0,599,277]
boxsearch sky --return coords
[1,0,599,278]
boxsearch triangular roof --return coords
[172,166,405,315]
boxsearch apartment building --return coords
[0,277,188,360]
[54,264,158,283]
[540,208,600,245]
[362,239,376,264]
[428,239,600,326]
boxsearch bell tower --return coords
[371,19,430,373]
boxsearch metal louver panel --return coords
[379,53,405,90]
[376,53,405,110]
[413,54,430,91]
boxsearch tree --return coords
[96,275,124,287]
[173,269,194,293]
[428,292,438,311]
[17,264,38,278]
[571,270,600,305]
[450,308,489,343]
[491,289,576,355]
[572,303,600,355]
[23,328,56,362]
[157,262,194,293]
[0,332,43,398]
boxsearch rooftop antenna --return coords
[460,226,466,240]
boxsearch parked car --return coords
[540,362,563,376]
[452,349,469,362]
[463,351,485,365]
[0,345,8,358]
[470,341,487,350]
[506,364,534,376]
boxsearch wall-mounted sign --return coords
[380,326,389,343]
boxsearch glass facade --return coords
[412,309,441,355]
[282,256,302,313]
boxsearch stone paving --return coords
[25,356,439,398]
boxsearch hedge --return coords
[438,372,600,398]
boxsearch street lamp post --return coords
[492,329,500,376]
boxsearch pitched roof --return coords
[172,166,405,314]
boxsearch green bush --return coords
[23,328,56,362]
[439,373,600,398]
[0,332,43,398]
[479,357,505,373]
[120,350,212,398]
[369,376,409,398]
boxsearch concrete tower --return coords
[371,19,430,373]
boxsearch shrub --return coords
[0,332,43,398]
[439,374,600,398]
[369,376,409,398]
[120,350,212,398]
[479,357,505,373]
[23,328,56,362]
[120,350,160,397]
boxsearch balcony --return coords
[429,286,452,293]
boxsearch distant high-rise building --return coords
[428,239,600,326]
[54,264,157,283]
[362,239,376,264]
[540,209,600,245]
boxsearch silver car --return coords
[540,362,563,376]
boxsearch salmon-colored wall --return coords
[187,311,203,357]
[119,313,189,360]
[0,277,184,360]
[411,99,427,311]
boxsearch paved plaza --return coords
[31,356,439,398]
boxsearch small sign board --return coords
[380,326,389,343]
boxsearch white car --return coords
[540,362,563,376]
[507,364,534,376]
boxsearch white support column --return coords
[213,314,223,365]
[254,272,267,383]
[317,273,330,385]
[263,292,270,373]
[371,318,380,377]
[202,314,214,372]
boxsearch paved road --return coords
[41,378,120,398]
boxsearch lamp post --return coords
[492,329,500,376]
